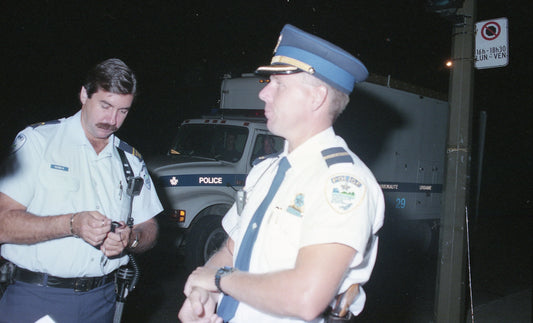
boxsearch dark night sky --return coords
[1,0,531,215]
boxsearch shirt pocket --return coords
[261,206,303,269]
[39,163,80,192]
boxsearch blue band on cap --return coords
[277,45,356,93]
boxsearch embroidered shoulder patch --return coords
[11,134,27,153]
[140,162,152,190]
[326,174,366,213]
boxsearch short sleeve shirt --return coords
[222,127,385,322]
[0,111,163,277]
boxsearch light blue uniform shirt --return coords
[0,111,163,277]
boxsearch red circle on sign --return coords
[481,21,501,41]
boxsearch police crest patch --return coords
[326,174,365,213]
[12,134,26,153]
[140,162,151,190]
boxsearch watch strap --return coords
[215,266,235,295]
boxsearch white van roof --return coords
[219,74,269,110]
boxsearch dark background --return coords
[1,1,531,217]
[1,1,531,321]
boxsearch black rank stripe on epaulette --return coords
[321,147,353,167]
[117,139,143,161]
[30,119,61,128]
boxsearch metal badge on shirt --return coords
[287,193,304,217]
[236,189,246,215]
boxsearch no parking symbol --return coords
[481,21,501,41]
[475,17,509,69]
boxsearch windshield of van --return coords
[169,124,249,162]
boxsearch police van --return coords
[147,73,449,271]
[147,74,283,270]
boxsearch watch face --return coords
[217,268,228,276]
[216,267,235,295]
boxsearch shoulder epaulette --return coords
[30,119,61,129]
[117,139,143,161]
[321,147,353,167]
[252,151,282,166]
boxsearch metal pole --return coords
[475,111,487,223]
[435,0,476,322]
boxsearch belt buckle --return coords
[74,278,91,292]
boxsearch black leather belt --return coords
[14,267,115,292]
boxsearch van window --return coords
[250,134,284,165]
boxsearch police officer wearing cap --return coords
[0,58,163,322]
[179,24,384,323]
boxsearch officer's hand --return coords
[71,211,111,247]
[184,266,219,296]
[178,287,222,323]
[101,222,131,257]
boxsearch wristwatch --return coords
[215,266,235,295]
[130,232,139,249]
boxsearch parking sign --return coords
[475,18,509,69]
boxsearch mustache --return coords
[96,123,118,132]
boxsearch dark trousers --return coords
[0,280,116,323]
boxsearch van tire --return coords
[184,215,227,272]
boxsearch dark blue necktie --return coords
[218,157,291,322]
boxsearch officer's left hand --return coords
[184,266,219,296]
[100,221,131,257]
[178,287,222,323]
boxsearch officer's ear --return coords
[80,87,88,104]
[310,84,328,112]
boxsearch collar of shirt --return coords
[62,111,115,158]
[283,127,336,169]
